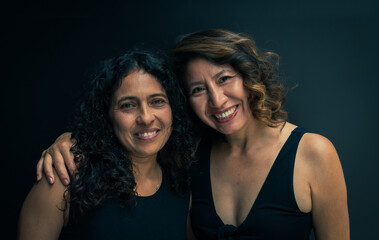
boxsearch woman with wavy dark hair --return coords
[35,29,349,239]
[18,48,194,240]
[171,29,349,239]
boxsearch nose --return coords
[208,85,228,108]
[136,104,154,125]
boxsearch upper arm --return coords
[299,133,349,240]
[18,171,68,240]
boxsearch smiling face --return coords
[185,58,253,135]
[109,70,172,160]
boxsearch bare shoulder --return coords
[296,132,349,239]
[18,170,69,240]
[297,133,349,239]
[298,132,340,168]
[297,132,346,194]
[20,169,69,220]
[29,169,68,202]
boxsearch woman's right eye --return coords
[190,86,205,95]
[120,103,135,109]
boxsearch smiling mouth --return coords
[135,129,159,140]
[212,105,238,121]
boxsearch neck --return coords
[131,154,162,196]
[131,154,161,178]
[220,118,280,153]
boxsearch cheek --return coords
[230,81,250,104]
[158,106,173,126]
[190,97,206,116]
[232,79,247,93]
[111,113,134,135]
[159,108,173,142]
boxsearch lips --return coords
[134,129,159,140]
[212,105,238,123]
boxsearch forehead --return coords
[115,70,166,97]
[185,58,235,80]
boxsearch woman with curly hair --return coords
[18,48,194,240]
[35,29,349,239]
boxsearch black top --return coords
[60,170,190,240]
[190,127,313,240]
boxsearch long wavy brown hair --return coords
[171,29,287,129]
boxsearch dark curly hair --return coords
[67,48,195,212]
[171,29,288,137]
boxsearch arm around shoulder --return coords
[299,133,349,240]
[18,170,69,240]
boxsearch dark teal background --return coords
[3,0,378,239]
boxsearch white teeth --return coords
[138,131,157,137]
[215,107,237,120]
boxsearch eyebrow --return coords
[116,93,168,105]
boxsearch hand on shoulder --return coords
[36,132,75,186]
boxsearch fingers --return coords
[60,142,76,176]
[42,150,55,184]
[55,132,77,177]
[36,150,46,181]
[37,132,76,186]
[46,146,70,186]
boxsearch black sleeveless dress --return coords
[60,170,190,240]
[190,127,313,239]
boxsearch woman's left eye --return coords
[151,99,166,105]
[219,76,232,83]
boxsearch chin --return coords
[218,129,238,135]
[210,121,245,135]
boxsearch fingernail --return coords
[63,179,69,186]
[36,174,40,181]
[48,177,53,184]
